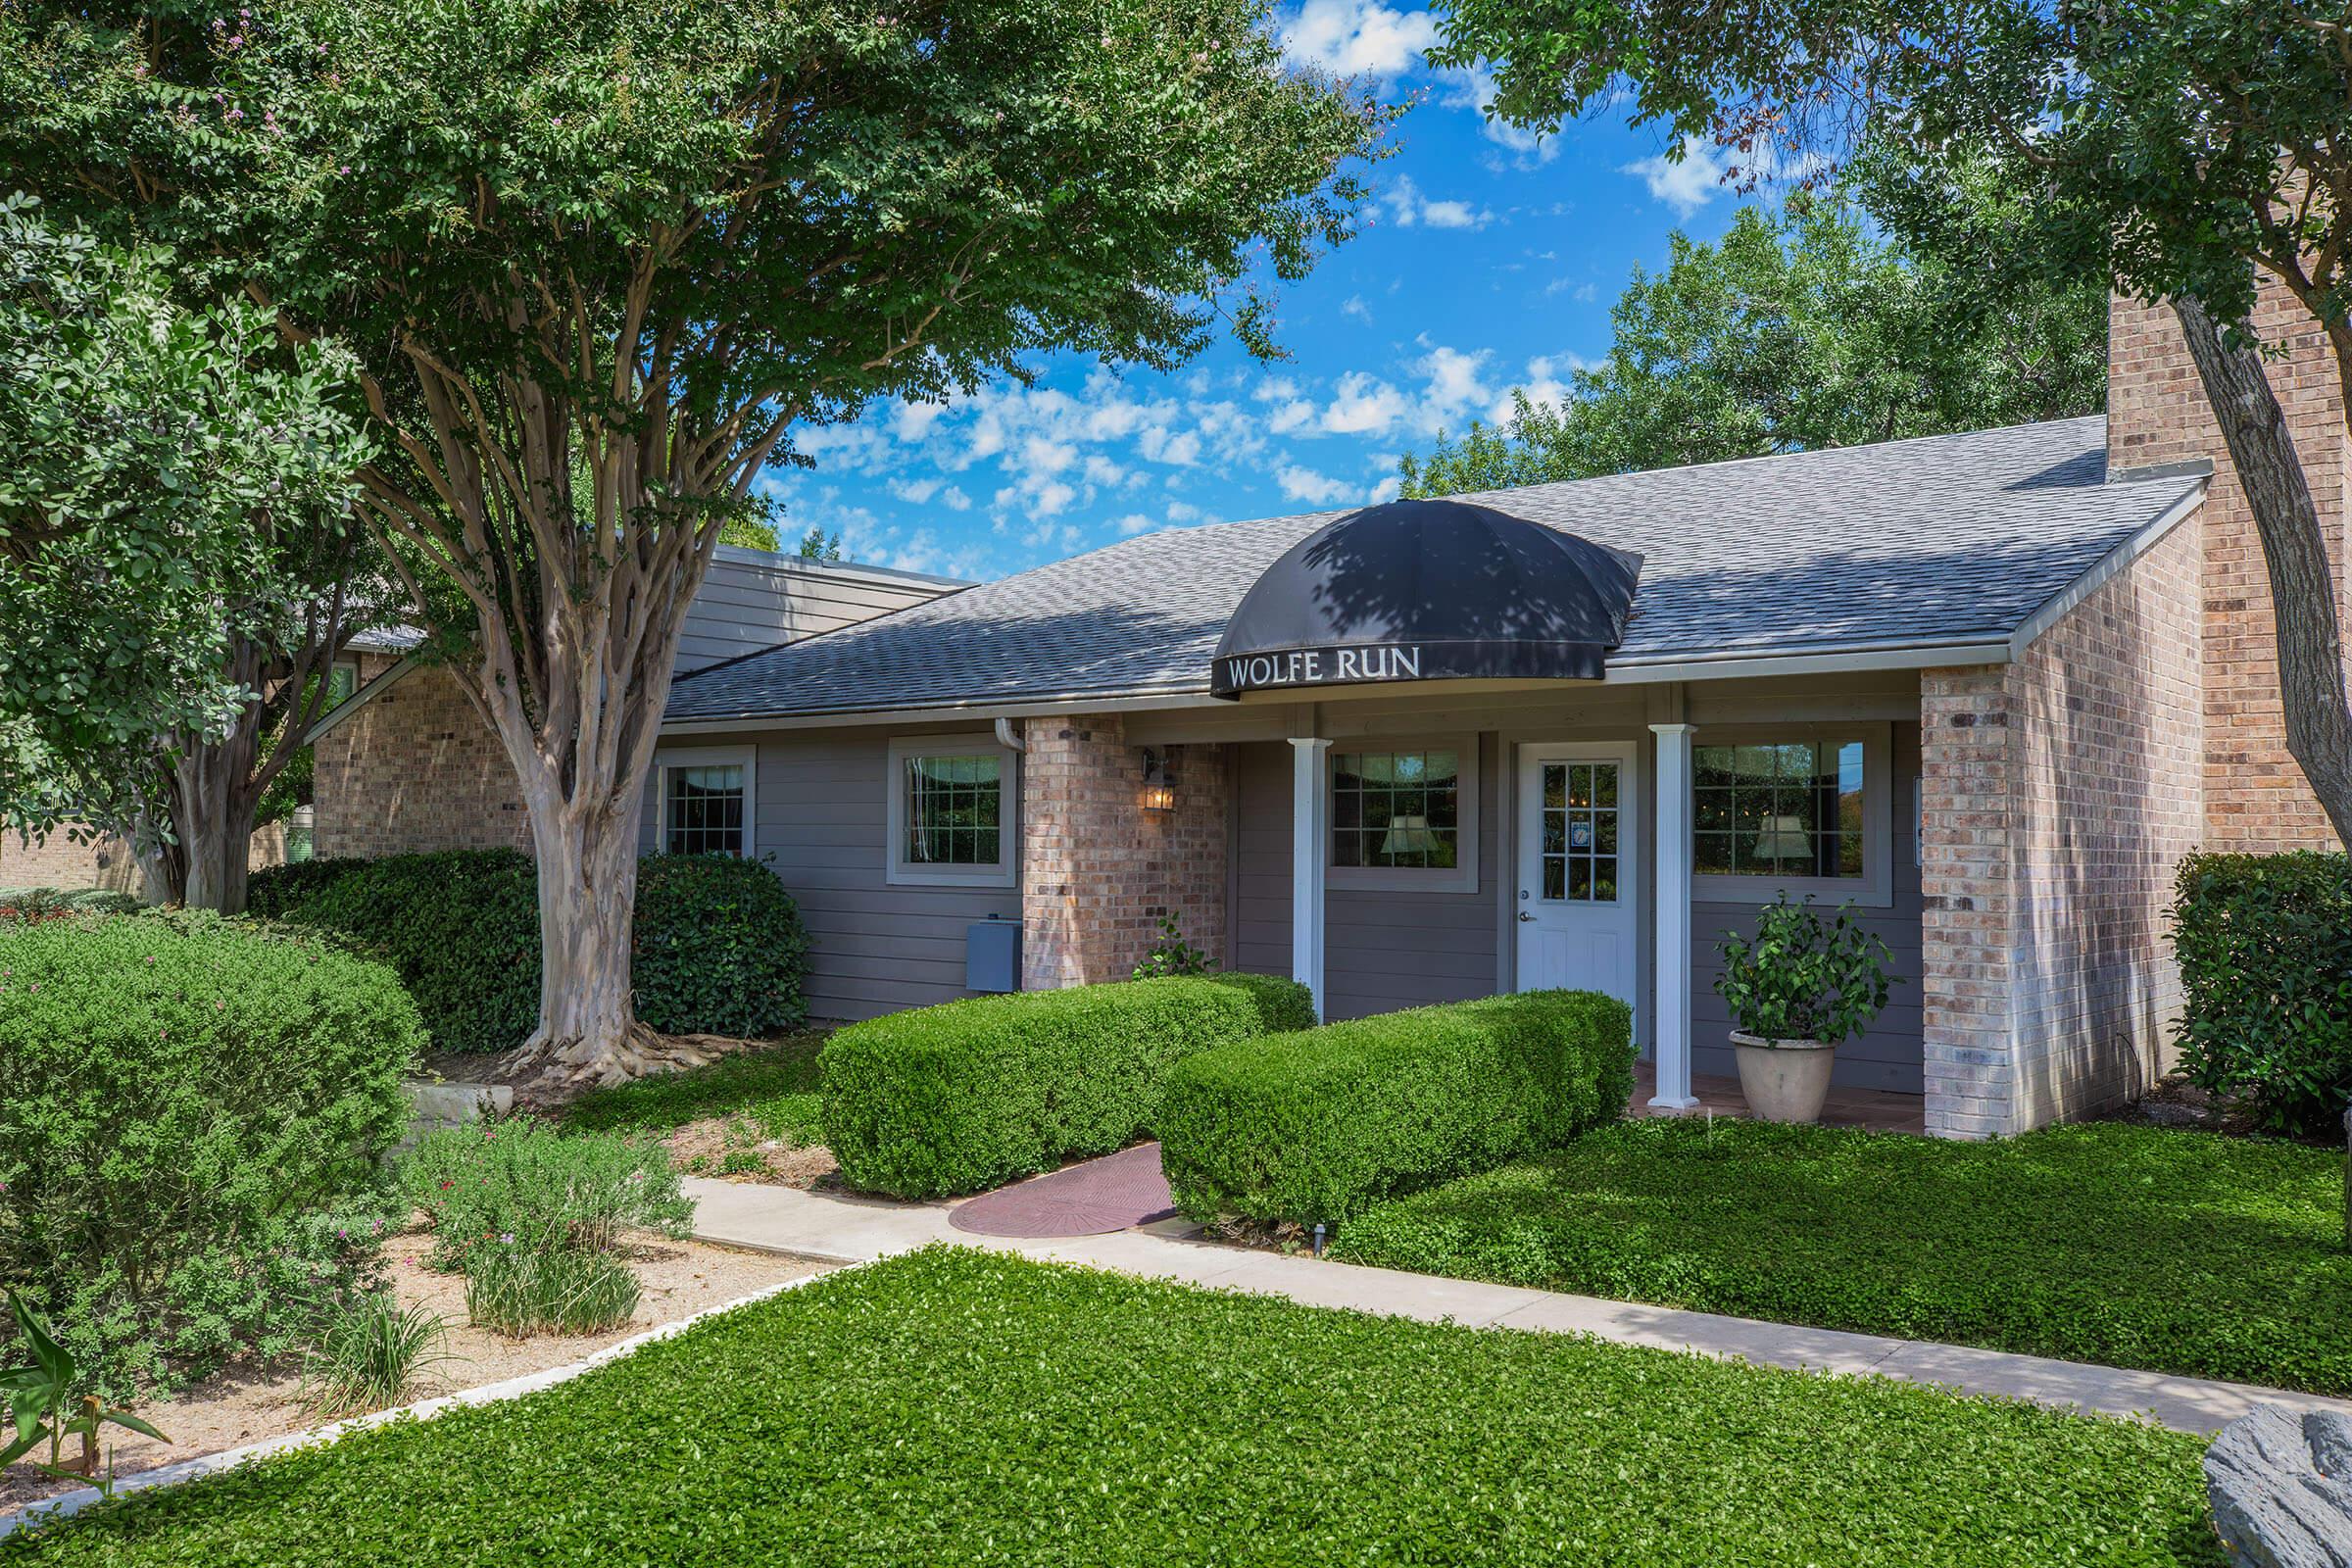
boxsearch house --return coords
[3,547,964,891]
[637,282,2344,1141]
[304,545,968,858]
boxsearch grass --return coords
[561,1031,826,1147]
[1332,1116,2352,1394]
[5,1249,2218,1566]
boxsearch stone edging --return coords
[0,1260,858,1543]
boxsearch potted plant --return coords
[1714,895,1895,1123]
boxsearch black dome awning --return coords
[1210,499,1642,699]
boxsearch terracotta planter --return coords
[1729,1031,1838,1124]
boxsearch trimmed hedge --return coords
[0,913,420,1396]
[246,849,809,1053]
[821,974,1312,1199]
[1158,989,1635,1226]
[2170,850,2352,1139]
[1333,1116,2352,1396]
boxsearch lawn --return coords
[8,1249,2219,1566]
[1332,1116,2352,1394]
[563,1031,826,1145]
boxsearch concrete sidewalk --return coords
[685,1175,2352,1437]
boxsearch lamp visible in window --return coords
[1141,748,1178,812]
[1380,814,1435,858]
[1751,813,1811,862]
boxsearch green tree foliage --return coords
[1427,0,2352,842]
[0,0,1389,1081]
[1400,195,2105,497]
[0,195,370,880]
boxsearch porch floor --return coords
[1629,1063,1926,1135]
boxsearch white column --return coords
[1290,737,1332,1020]
[1648,723,1699,1110]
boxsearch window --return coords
[1328,739,1479,893]
[656,746,755,858]
[325,659,360,709]
[1536,760,1621,903]
[887,737,1017,887]
[1690,728,1890,906]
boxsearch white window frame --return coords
[886,734,1018,889]
[326,657,362,707]
[654,744,757,860]
[1689,722,1892,909]
[1326,734,1481,896]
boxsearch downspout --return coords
[993,716,1026,753]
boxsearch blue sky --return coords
[763,0,1751,583]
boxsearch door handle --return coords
[1517,911,1536,922]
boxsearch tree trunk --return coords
[168,674,267,914]
[498,735,718,1092]
[2173,297,2352,849]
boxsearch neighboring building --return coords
[306,545,967,859]
[640,276,2343,1140]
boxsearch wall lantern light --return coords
[1141,747,1179,812]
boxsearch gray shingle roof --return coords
[667,416,2201,722]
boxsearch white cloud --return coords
[1322,371,1411,435]
[1380,172,1494,231]
[1112,513,1158,536]
[1279,0,1437,81]
[939,485,973,512]
[1276,464,1356,506]
[889,476,941,505]
[1622,135,1728,218]
[1415,344,1492,420]
[1340,294,1373,323]
[1366,474,1403,505]
[1441,66,1559,166]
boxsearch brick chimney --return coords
[2106,281,2351,850]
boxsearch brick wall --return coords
[1921,514,2205,1136]
[0,827,144,893]
[313,662,533,858]
[2108,285,2351,851]
[1019,715,1229,989]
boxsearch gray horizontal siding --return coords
[1233,734,1501,1020]
[644,726,1019,1022]
[674,557,953,673]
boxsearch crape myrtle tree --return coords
[0,1,1388,1084]
[1428,0,2352,844]
[1402,190,2106,496]
[0,193,373,909]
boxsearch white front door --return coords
[1515,743,1641,1007]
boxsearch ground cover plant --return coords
[822,974,1313,1199]
[1,1248,2220,1566]
[247,851,809,1054]
[1159,989,1634,1225]
[564,1034,826,1149]
[1334,1116,2352,1395]
[0,913,418,1396]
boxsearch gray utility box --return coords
[965,917,1021,994]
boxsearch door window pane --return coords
[1538,760,1619,904]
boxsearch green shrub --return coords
[246,849,811,1053]
[631,855,809,1037]
[1333,1117,2352,1395]
[464,1245,639,1339]
[1158,989,1635,1226]
[400,1118,692,1271]
[2171,850,2352,1139]
[821,973,1313,1199]
[0,913,420,1396]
